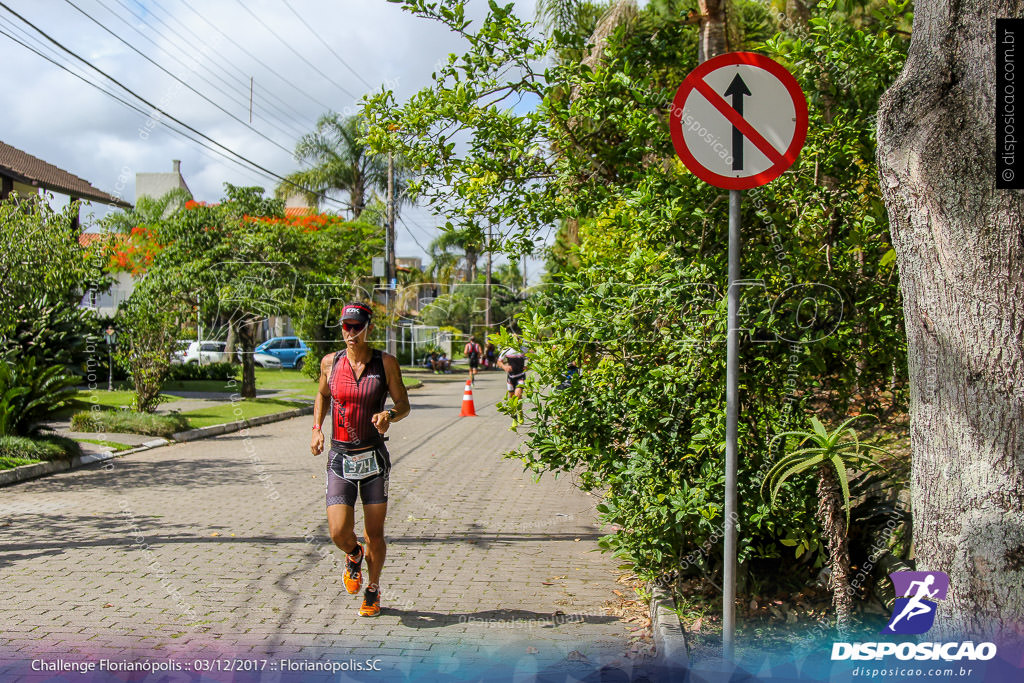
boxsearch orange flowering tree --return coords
[108,185,382,401]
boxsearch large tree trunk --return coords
[696,0,727,64]
[236,314,258,399]
[876,0,1024,642]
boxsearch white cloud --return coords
[0,0,540,263]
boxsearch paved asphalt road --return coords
[0,371,664,681]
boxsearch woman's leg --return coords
[327,503,357,552]
[362,502,388,588]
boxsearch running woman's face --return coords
[342,320,371,345]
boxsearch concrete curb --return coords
[650,584,689,666]
[0,405,313,488]
[171,405,312,442]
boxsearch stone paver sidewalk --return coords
[0,372,656,680]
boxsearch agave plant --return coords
[762,415,891,636]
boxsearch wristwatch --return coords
[312,424,321,431]
[386,409,397,421]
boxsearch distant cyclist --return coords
[464,336,482,383]
[497,345,527,400]
[311,302,411,617]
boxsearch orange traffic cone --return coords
[460,377,477,417]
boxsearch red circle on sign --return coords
[670,52,807,190]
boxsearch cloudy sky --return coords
[0,0,539,266]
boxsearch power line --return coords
[0,18,287,193]
[61,0,296,157]
[175,0,341,115]
[398,215,437,254]
[281,0,373,90]
[0,1,341,204]
[231,0,360,102]
[98,0,312,140]
[131,0,316,135]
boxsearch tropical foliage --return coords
[366,0,913,622]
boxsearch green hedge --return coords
[70,410,189,437]
[167,362,238,382]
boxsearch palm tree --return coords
[278,112,387,219]
[428,227,483,284]
[762,416,891,636]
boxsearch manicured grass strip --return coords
[75,438,134,452]
[0,455,42,470]
[179,398,308,429]
[0,435,80,462]
[70,410,189,438]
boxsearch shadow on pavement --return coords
[385,607,620,629]
[2,456,292,494]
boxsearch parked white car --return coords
[253,352,282,368]
[170,340,192,365]
[181,341,227,365]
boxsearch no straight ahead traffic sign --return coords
[670,52,808,190]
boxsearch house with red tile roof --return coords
[0,141,131,229]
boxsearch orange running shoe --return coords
[343,544,363,594]
[359,584,381,617]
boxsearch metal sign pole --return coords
[723,188,741,662]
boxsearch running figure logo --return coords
[883,571,949,635]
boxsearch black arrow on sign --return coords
[724,74,751,171]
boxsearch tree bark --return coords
[697,0,727,64]
[818,466,853,636]
[237,313,257,399]
[877,0,1024,642]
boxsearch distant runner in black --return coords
[464,336,482,384]
[311,302,411,617]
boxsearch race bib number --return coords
[342,450,381,480]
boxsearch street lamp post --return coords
[103,325,117,392]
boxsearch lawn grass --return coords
[75,438,134,452]
[58,389,180,418]
[179,398,307,429]
[164,368,419,397]
[162,368,317,395]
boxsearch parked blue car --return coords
[255,336,309,370]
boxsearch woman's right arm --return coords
[310,353,333,455]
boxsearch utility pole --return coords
[386,153,397,355]
[485,221,492,332]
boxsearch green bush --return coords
[70,410,189,437]
[0,294,98,371]
[167,362,238,382]
[114,285,184,413]
[0,358,79,436]
[0,434,81,461]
